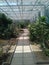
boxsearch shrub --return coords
[29,16,49,56]
[0,13,15,39]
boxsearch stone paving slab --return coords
[11,29,49,65]
[30,42,49,65]
[11,29,35,65]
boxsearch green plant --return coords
[29,16,49,56]
[0,13,13,39]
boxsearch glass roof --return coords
[0,0,49,20]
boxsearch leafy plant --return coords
[29,16,49,56]
[0,13,13,39]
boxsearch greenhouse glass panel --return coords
[0,0,49,65]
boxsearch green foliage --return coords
[40,16,46,22]
[29,16,49,41]
[29,16,49,56]
[15,20,30,28]
[0,13,13,39]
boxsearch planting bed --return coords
[0,38,17,65]
[31,42,49,63]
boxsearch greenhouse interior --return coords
[0,0,49,65]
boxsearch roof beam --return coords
[4,0,18,18]
[21,0,23,19]
[34,0,39,5]
[0,4,46,6]
[0,8,8,15]
[16,0,21,17]
[0,8,14,18]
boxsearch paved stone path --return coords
[11,29,36,65]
